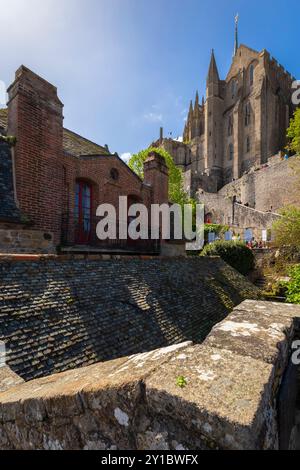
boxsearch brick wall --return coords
[4,66,169,250]
[7,66,64,245]
[61,153,153,244]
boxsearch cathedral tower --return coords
[204,50,224,189]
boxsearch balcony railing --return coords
[61,213,160,254]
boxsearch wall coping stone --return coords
[0,300,299,450]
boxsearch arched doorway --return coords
[75,180,93,244]
[205,213,213,224]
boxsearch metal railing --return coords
[61,213,160,254]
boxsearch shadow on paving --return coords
[0,257,259,382]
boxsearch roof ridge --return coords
[0,109,110,157]
[238,43,259,55]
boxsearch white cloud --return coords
[143,112,163,123]
[174,136,183,142]
[120,152,132,164]
[0,81,7,107]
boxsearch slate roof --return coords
[0,109,7,132]
[0,108,109,157]
[0,257,259,382]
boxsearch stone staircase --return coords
[254,274,286,302]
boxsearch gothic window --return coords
[250,64,254,86]
[231,80,235,98]
[231,80,236,99]
[110,168,119,181]
[228,115,233,136]
[246,136,251,153]
[228,143,234,161]
[205,213,213,224]
[75,180,93,244]
[245,102,251,126]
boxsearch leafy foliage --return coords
[273,206,300,249]
[204,224,229,236]
[129,147,192,206]
[287,108,300,155]
[201,240,255,275]
[285,265,300,304]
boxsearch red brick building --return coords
[0,66,169,253]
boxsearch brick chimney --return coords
[7,66,64,244]
[143,151,169,205]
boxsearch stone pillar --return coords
[159,127,163,145]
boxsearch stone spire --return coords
[195,91,199,108]
[183,100,194,142]
[188,100,193,118]
[207,49,220,83]
[233,13,239,57]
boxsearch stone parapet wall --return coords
[233,204,281,238]
[0,229,55,254]
[218,156,299,213]
[198,198,280,237]
[197,156,299,233]
[0,300,299,450]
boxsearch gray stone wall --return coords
[0,300,299,450]
[217,155,299,212]
[197,156,299,234]
[0,229,55,254]
[233,204,280,234]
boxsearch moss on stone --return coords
[0,135,17,147]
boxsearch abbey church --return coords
[155,18,296,197]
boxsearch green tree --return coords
[287,107,300,155]
[285,265,300,304]
[273,206,300,249]
[129,147,191,206]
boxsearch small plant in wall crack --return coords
[176,376,188,388]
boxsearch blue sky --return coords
[1,0,299,160]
